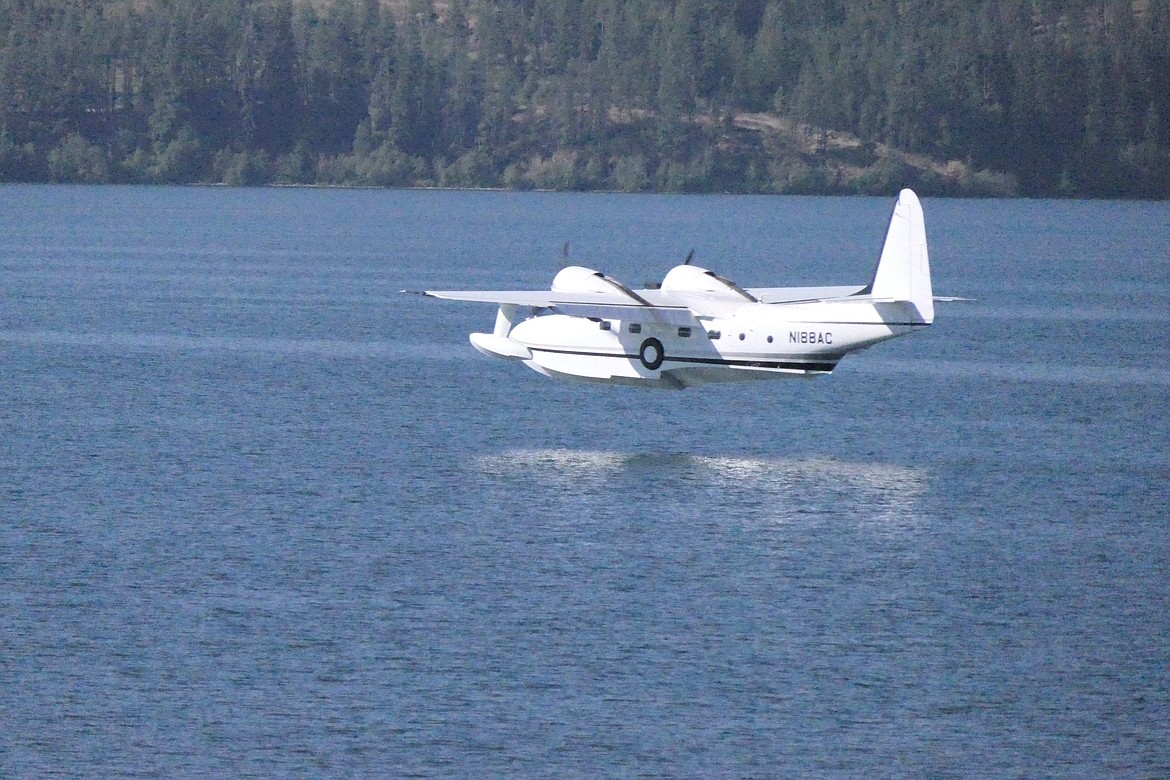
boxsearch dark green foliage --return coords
[1,0,1166,196]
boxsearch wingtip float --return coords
[420,189,939,390]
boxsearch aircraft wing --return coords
[421,289,611,307]
[745,287,973,305]
[420,288,700,326]
[745,285,868,304]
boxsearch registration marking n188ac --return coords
[790,331,833,345]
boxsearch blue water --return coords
[2,185,1168,777]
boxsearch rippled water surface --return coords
[2,185,1168,777]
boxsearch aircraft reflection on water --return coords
[472,448,928,529]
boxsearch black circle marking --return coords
[639,337,664,370]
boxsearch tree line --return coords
[2,0,1167,197]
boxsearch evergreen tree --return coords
[0,0,1166,195]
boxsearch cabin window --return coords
[678,327,692,338]
[599,320,611,331]
[767,335,773,343]
[628,323,641,334]
[739,333,746,341]
[707,330,721,340]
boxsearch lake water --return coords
[1,185,1168,777]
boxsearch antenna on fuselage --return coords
[562,241,570,261]
[684,249,694,265]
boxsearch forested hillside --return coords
[2,0,1168,196]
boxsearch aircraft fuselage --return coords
[486,300,924,389]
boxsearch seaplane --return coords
[418,189,938,389]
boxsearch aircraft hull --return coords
[492,308,923,388]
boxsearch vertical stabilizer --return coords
[870,189,933,323]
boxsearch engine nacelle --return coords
[660,265,756,301]
[551,266,617,294]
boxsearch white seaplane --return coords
[419,189,937,389]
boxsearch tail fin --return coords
[870,189,933,324]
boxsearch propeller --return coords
[643,249,694,288]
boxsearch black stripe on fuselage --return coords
[529,347,837,372]
[669,355,838,372]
